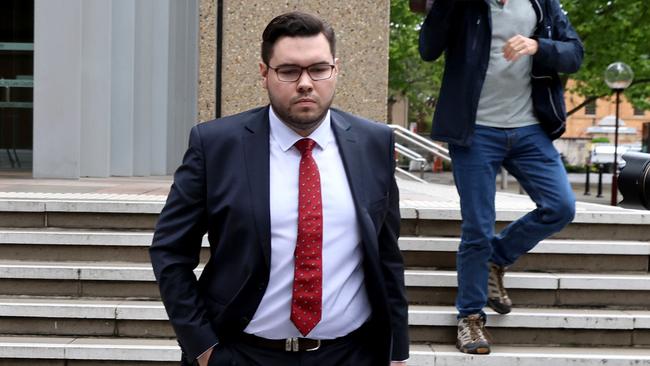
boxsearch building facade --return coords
[565,88,649,143]
[2,0,390,178]
[561,84,649,166]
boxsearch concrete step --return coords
[400,204,650,241]
[0,198,649,241]
[401,237,650,272]
[409,344,650,366]
[406,270,650,308]
[2,337,650,366]
[409,305,650,347]
[3,298,650,347]
[0,261,161,299]
[3,261,650,307]
[0,298,172,338]
[0,199,161,230]
[0,229,209,263]
[0,336,177,365]
[2,228,648,273]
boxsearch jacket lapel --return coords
[242,107,271,268]
[330,110,368,214]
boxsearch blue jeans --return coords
[449,124,575,317]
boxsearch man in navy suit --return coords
[150,11,409,366]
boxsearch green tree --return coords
[388,0,650,119]
[562,0,650,113]
[388,0,443,131]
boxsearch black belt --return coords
[235,323,369,352]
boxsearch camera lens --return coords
[618,152,650,210]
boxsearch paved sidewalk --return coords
[397,179,618,213]
[0,175,172,198]
[422,171,616,206]
[0,173,636,216]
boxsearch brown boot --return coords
[456,314,491,354]
[487,262,512,314]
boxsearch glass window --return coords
[634,107,646,116]
[0,0,34,171]
[584,100,596,116]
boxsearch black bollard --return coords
[596,164,604,198]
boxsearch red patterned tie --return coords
[291,138,323,336]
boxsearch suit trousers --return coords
[204,332,380,366]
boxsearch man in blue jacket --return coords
[419,0,583,354]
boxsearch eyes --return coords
[270,64,336,82]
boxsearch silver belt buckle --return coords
[285,337,298,352]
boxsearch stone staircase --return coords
[1,196,650,365]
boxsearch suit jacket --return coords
[149,106,409,364]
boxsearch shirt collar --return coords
[269,105,333,152]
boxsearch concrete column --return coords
[150,0,171,175]
[167,0,182,171]
[33,0,82,178]
[167,0,200,173]
[80,0,112,177]
[110,0,136,176]
[33,0,199,178]
[132,0,155,176]
[183,0,199,168]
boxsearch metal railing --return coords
[389,125,521,192]
[389,124,451,162]
[394,143,428,183]
[395,166,429,183]
[389,125,451,183]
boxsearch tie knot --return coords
[295,138,316,155]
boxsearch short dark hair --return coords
[261,11,336,65]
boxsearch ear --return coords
[333,58,341,76]
[259,61,269,89]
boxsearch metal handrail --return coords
[389,124,451,161]
[395,143,426,163]
[395,167,428,183]
[395,143,427,179]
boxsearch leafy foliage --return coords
[562,0,650,112]
[388,0,444,130]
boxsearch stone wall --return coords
[198,0,217,122]
[198,1,390,123]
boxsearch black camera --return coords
[618,152,650,210]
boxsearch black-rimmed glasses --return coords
[267,63,336,82]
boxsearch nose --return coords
[296,69,314,93]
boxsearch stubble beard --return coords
[269,92,334,135]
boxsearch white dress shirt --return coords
[243,107,371,339]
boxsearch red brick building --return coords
[565,84,649,145]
